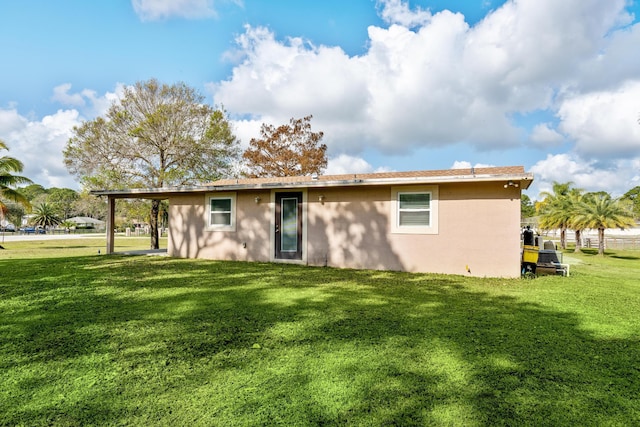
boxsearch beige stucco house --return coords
[94,166,533,278]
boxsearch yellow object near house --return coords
[522,245,539,264]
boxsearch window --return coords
[210,198,232,226]
[398,192,431,227]
[391,185,438,234]
[206,193,236,231]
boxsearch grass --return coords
[0,236,165,259]
[1,240,639,426]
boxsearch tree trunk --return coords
[598,228,605,255]
[574,229,582,253]
[149,199,160,250]
[560,227,566,250]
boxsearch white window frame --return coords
[206,192,236,232]
[391,185,439,235]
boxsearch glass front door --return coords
[275,192,303,260]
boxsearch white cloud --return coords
[576,21,640,92]
[451,161,495,170]
[0,108,81,189]
[377,0,432,28]
[557,81,640,157]
[229,118,263,149]
[466,0,631,89]
[51,83,125,117]
[0,108,27,134]
[214,16,521,156]
[51,83,86,107]
[530,123,565,147]
[131,0,218,21]
[325,154,378,175]
[213,0,638,164]
[529,153,639,198]
[0,86,127,189]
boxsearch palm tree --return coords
[537,182,576,249]
[1,140,32,226]
[567,190,588,253]
[32,203,61,229]
[573,194,636,255]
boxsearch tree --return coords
[537,182,576,250]
[47,188,78,219]
[243,115,327,178]
[622,186,640,220]
[572,194,636,255]
[31,202,61,229]
[566,191,588,253]
[17,184,46,202]
[1,140,33,227]
[72,191,107,219]
[3,202,25,229]
[59,219,76,232]
[520,194,536,219]
[118,199,152,227]
[64,79,240,249]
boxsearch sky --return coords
[1,0,639,199]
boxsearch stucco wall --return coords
[168,182,522,277]
[168,191,272,262]
[305,183,521,277]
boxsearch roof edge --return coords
[91,167,534,198]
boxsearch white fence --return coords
[582,237,640,250]
[538,226,640,251]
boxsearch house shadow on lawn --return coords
[1,256,639,426]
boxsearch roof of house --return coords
[91,166,533,199]
[67,216,105,225]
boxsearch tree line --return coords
[0,182,159,232]
[522,182,638,256]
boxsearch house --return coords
[66,216,106,230]
[93,166,533,278]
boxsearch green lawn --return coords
[1,240,639,426]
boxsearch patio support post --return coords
[106,196,115,254]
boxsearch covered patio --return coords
[92,188,176,254]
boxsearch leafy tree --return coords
[520,193,536,219]
[72,191,107,219]
[30,193,49,208]
[622,186,640,220]
[537,182,576,250]
[17,184,46,202]
[64,79,240,249]
[572,194,636,255]
[243,115,326,177]
[31,202,61,228]
[47,188,78,219]
[1,140,33,228]
[117,199,152,227]
[2,202,25,229]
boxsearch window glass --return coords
[281,198,298,252]
[398,193,430,227]
[210,198,232,226]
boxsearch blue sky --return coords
[1,0,639,199]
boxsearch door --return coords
[275,192,303,260]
